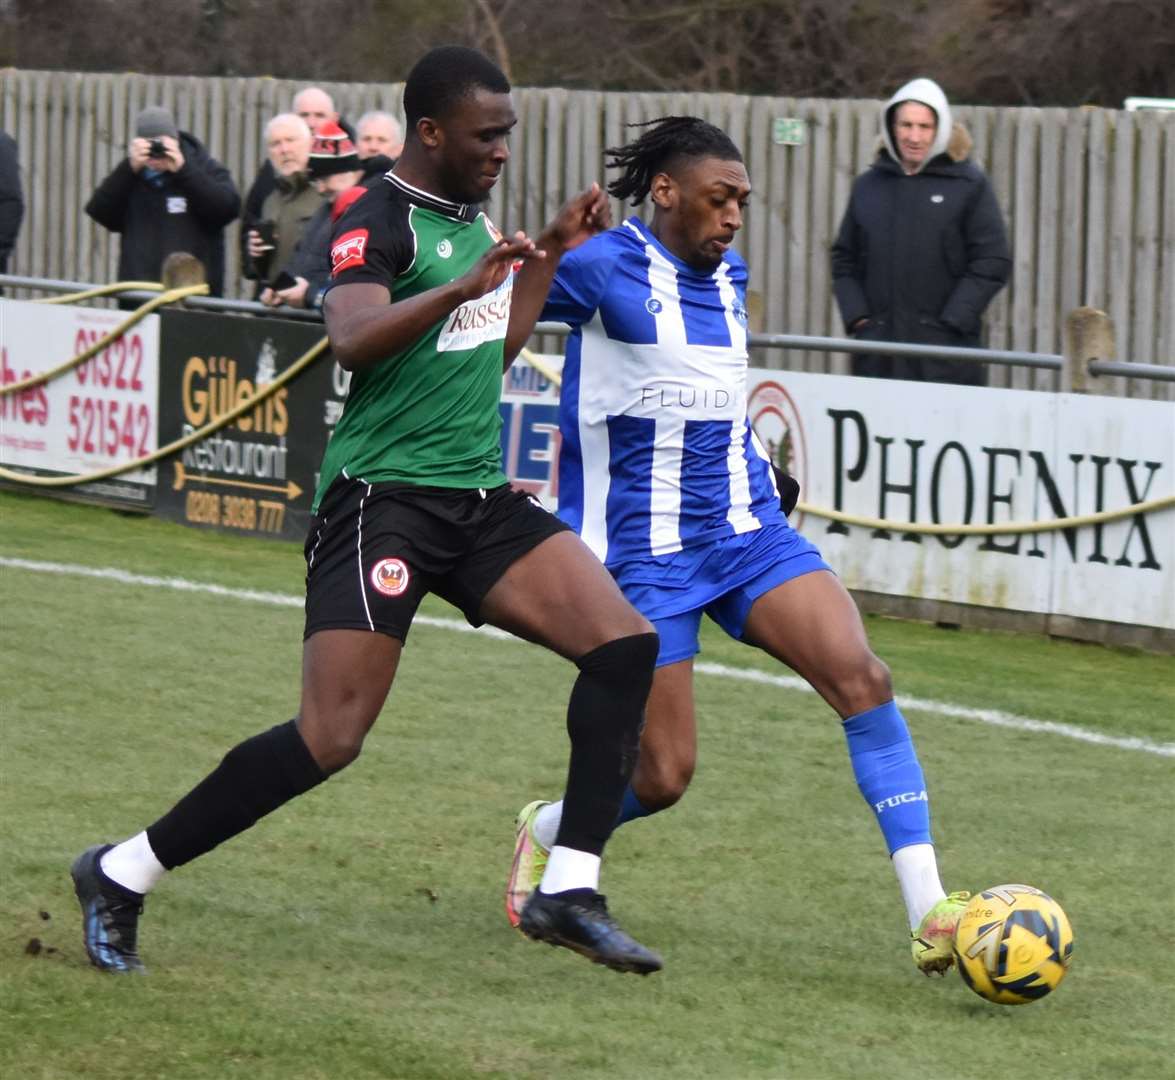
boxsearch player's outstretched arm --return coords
[503,183,611,368]
[325,235,540,372]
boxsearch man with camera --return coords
[85,106,240,300]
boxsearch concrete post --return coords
[1062,307,1115,394]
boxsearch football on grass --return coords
[953,884,1073,1005]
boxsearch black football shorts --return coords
[303,476,570,642]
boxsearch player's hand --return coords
[457,232,541,300]
[539,183,612,255]
[260,287,279,307]
[772,464,801,516]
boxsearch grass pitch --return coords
[1,490,1173,1080]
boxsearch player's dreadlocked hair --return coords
[605,117,743,206]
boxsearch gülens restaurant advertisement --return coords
[153,311,333,541]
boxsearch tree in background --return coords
[1,0,1171,106]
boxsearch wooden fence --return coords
[2,68,1172,398]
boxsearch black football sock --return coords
[146,719,326,870]
[555,632,659,856]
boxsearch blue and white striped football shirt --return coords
[543,217,784,568]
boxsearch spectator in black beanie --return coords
[85,106,240,298]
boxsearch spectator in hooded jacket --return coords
[831,77,1010,385]
[84,107,240,297]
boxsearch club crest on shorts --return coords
[370,557,410,597]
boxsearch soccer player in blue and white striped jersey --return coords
[506,117,969,975]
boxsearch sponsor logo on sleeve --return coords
[331,228,369,275]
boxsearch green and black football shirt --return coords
[313,173,511,511]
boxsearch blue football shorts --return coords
[610,522,831,667]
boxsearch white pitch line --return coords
[3,555,1173,759]
[693,661,1175,758]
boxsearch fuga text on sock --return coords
[874,790,928,813]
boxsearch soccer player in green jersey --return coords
[72,46,663,977]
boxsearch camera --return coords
[148,138,167,157]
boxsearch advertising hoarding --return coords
[0,299,160,507]
[492,359,1174,632]
[153,310,337,542]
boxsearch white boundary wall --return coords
[2,303,1170,641]
[502,360,1175,635]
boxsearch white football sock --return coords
[533,800,562,850]
[893,843,947,930]
[538,845,600,894]
[99,831,167,895]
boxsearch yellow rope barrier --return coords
[33,282,166,305]
[0,283,210,397]
[517,346,564,387]
[0,337,330,489]
[514,348,1175,538]
[3,328,1167,532]
[793,496,1175,535]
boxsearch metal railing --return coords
[4,274,1172,384]
[6,69,1175,387]
[0,274,324,323]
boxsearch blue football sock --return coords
[842,700,933,855]
[615,786,654,827]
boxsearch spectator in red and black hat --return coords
[240,88,356,295]
[262,121,365,310]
